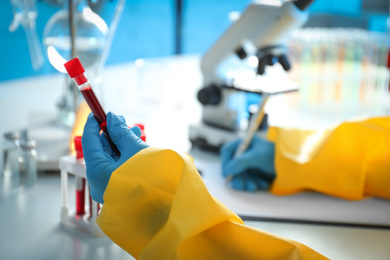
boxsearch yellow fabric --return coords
[268,117,390,200]
[97,147,327,260]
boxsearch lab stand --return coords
[1,55,390,260]
[59,155,104,238]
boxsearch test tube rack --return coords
[59,155,104,237]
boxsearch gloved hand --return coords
[82,112,149,204]
[220,135,276,192]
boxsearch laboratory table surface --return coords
[1,55,390,260]
[1,172,390,260]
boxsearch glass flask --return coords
[43,0,109,126]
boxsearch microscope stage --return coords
[189,122,267,153]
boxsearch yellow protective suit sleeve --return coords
[97,147,327,260]
[268,117,390,200]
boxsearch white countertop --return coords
[2,172,390,260]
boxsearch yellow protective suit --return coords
[97,147,327,260]
[268,117,390,200]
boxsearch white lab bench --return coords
[1,55,390,260]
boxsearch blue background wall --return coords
[0,0,387,82]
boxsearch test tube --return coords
[74,136,85,216]
[64,57,120,157]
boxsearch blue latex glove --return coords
[82,112,149,204]
[220,135,276,192]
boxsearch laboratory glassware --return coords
[43,0,108,71]
[20,140,37,186]
[64,57,120,157]
[74,135,85,216]
[95,0,126,78]
[9,0,44,70]
[74,135,101,218]
[287,28,390,118]
[43,0,108,126]
[3,132,21,179]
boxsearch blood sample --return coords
[387,50,390,69]
[64,57,120,156]
[388,50,390,91]
[76,177,86,216]
[74,135,101,219]
[74,136,85,216]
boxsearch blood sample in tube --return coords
[64,57,120,156]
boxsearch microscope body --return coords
[190,0,310,150]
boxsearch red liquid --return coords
[81,87,107,130]
[76,177,86,216]
[388,50,390,91]
[387,50,390,69]
[81,86,120,156]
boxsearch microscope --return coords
[189,0,314,152]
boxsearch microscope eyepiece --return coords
[278,54,291,71]
[197,85,221,105]
[235,46,247,60]
[293,0,314,11]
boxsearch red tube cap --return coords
[133,123,144,130]
[74,135,84,159]
[64,57,85,79]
